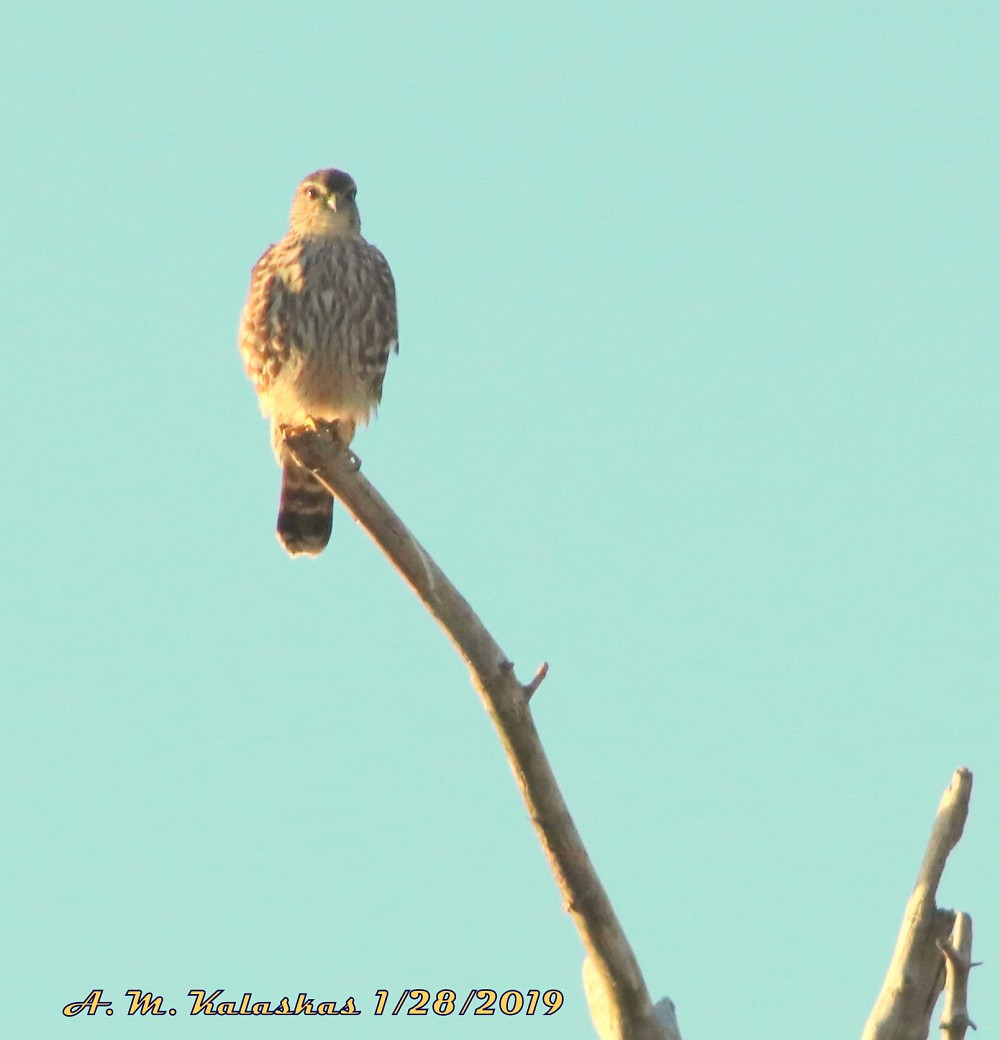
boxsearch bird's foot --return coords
[316,421,361,470]
[280,420,361,471]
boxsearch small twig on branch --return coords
[524,661,549,699]
[862,767,973,1040]
[284,426,671,1040]
[938,913,976,1040]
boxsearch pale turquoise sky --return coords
[3,3,997,1037]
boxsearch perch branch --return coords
[284,427,670,1040]
[862,767,973,1040]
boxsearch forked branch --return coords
[862,768,974,1040]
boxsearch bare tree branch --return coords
[284,426,671,1040]
[938,913,976,1040]
[862,767,974,1040]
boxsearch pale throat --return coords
[297,210,359,239]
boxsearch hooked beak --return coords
[326,194,338,213]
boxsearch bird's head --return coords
[289,168,361,237]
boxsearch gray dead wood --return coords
[862,768,974,1040]
[938,912,976,1040]
[284,427,672,1040]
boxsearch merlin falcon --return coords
[239,169,398,555]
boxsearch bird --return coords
[239,169,398,556]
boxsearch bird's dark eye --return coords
[346,186,357,201]
[304,185,320,200]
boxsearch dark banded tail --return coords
[277,459,333,556]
